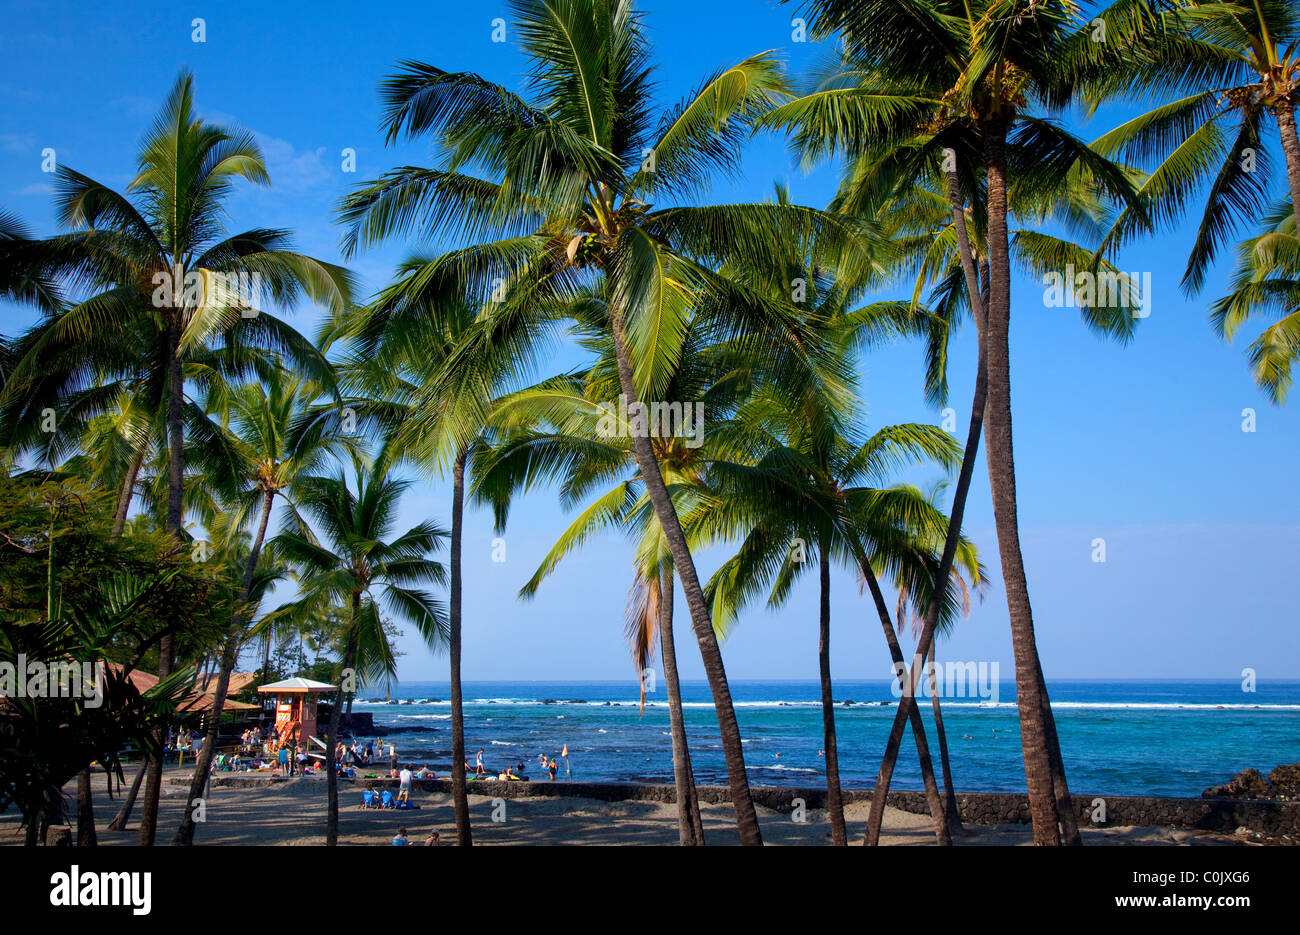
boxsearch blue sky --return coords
[1,0,1297,684]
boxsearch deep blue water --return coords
[349,679,1300,797]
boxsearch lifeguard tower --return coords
[257,677,337,749]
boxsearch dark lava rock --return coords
[1268,764,1300,798]
[1203,767,1279,799]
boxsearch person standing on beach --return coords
[548,757,558,781]
[398,764,413,803]
[476,749,486,777]
[388,743,398,777]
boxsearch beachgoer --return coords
[476,749,486,777]
[424,831,441,846]
[388,743,398,777]
[391,827,409,846]
[548,757,558,781]
[398,764,413,803]
[278,745,289,774]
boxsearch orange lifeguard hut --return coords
[257,677,337,749]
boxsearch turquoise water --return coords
[349,680,1300,797]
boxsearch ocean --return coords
[350,679,1300,798]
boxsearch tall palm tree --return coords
[336,0,880,845]
[266,453,448,845]
[780,0,1144,844]
[0,72,353,843]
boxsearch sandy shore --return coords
[0,767,1247,845]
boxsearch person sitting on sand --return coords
[391,827,409,846]
[398,764,413,803]
[425,831,441,846]
[416,764,435,779]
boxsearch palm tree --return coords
[700,375,974,845]
[0,72,353,842]
[474,317,765,845]
[266,453,448,845]
[320,264,531,846]
[337,1,882,843]
[777,0,1145,844]
[173,366,359,844]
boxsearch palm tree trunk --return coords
[110,443,146,538]
[608,298,761,846]
[137,637,172,846]
[860,169,992,845]
[138,325,186,846]
[76,768,96,845]
[659,565,703,845]
[928,643,962,833]
[1038,656,1081,844]
[173,488,274,845]
[817,542,846,845]
[107,765,145,830]
[859,564,951,846]
[325,613,358,846]
[1274,99,1300,235]
[984,121,1063,845]
[449,448,472,846]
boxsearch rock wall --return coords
[181,775,1298,843]
[350,778,1298,842]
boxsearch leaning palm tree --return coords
[474,312,768,846]
[883,504,988,836]
[779,0,1145,844]
[337,0,881,844]
[265,452,448,845]
[0,71,353,843]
